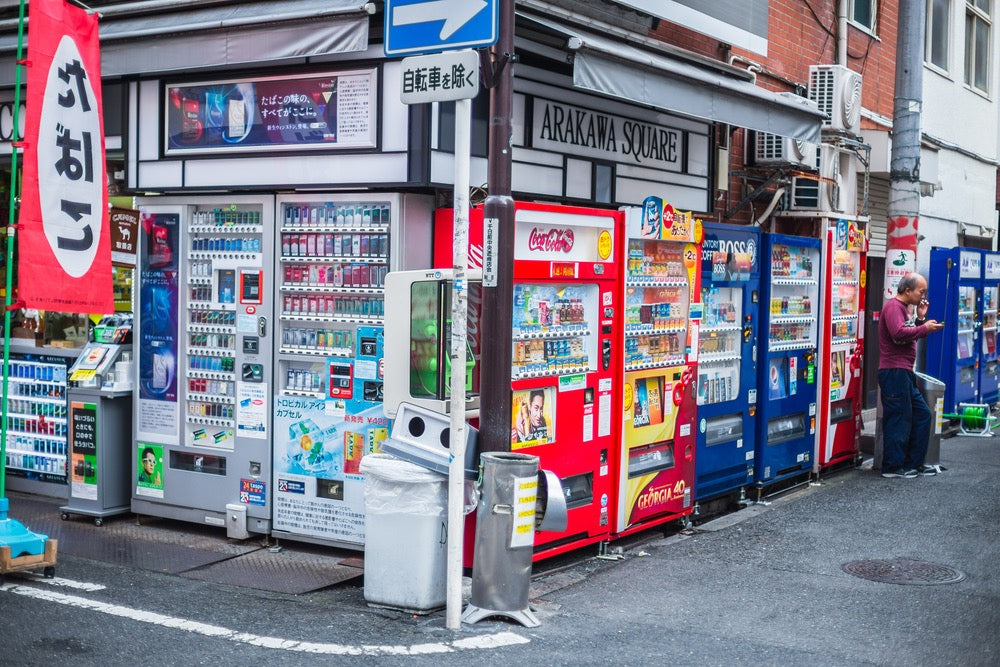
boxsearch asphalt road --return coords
[1,434,998,666]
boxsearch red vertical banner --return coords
[18,0,112,313]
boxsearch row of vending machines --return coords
[925,247,1000,414]
[411,200,867,557]
[126,193,866,560]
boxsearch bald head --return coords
[897,272,926,295]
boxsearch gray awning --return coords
[0,0,370,85]
[521,14,823,143]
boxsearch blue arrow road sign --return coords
[384,0,499,57]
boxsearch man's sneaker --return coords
[881,468,918,479]
[917,464,938,476]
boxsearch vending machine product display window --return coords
[699,286,742,404]
[511,283,597,380]
[4,353,72,495]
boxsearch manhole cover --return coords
[842,558,966,585]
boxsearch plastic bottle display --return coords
[622,239,689,370]
[277,200,392,396]
[511,283,594,378]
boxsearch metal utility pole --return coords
[883,0,926,301]
[479,0,515,453]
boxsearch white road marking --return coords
[0,582,529,656]
[23,574,106,591]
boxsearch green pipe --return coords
[1,0,27,500]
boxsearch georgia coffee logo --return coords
[527,227,575,253]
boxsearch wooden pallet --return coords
[0,538,58,579]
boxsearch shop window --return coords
[927,0,952,71]
[437,89,490,157]
[593,163,613,204]
[965,0,992,93]
[850,0,878,33]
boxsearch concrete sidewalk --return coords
[3,433,998,665]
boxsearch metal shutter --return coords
[865,175,889,257]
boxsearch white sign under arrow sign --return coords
[400,50,480,104]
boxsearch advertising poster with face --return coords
[510,386,556,449]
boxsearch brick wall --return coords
[646,1,899,222]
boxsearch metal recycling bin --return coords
[359,453,447,613]
[875,371,946,469]
[462,452,541,628]
[914,371,945,464]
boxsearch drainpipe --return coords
[837,0,848,65]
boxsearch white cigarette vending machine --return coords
[132,195,275,537]
[270,193,432,548]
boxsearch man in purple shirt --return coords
[878,272,945,478]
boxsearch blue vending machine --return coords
[694,223,760,503]
[926,247,982,413]
[755,233,821,493]
[979,251,1000,405]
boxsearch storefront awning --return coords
[520,14,823,143]
[0,0,371,85]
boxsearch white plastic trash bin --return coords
[359,453,448,613]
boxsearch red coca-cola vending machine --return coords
[433,201,623,560]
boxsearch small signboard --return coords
[400,50,480,104]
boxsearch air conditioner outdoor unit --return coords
[808,64,863,135]
[753,132,817,168]
[790,144,858,212]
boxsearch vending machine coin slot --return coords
[257,317,267,337]
[242,363,263,382]
[360,337,378,357]
[602,339,612,370]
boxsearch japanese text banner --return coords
[19,0,112,313]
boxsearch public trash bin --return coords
[359,453,447,613]
[875,371,946,469]
[462,452,541,628]
[914,371,945,464]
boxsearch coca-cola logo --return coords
[527,227,575,253]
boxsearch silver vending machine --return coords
[270,193,431,549]
[132,195,275,538]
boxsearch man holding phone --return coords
[877,272,945,478]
